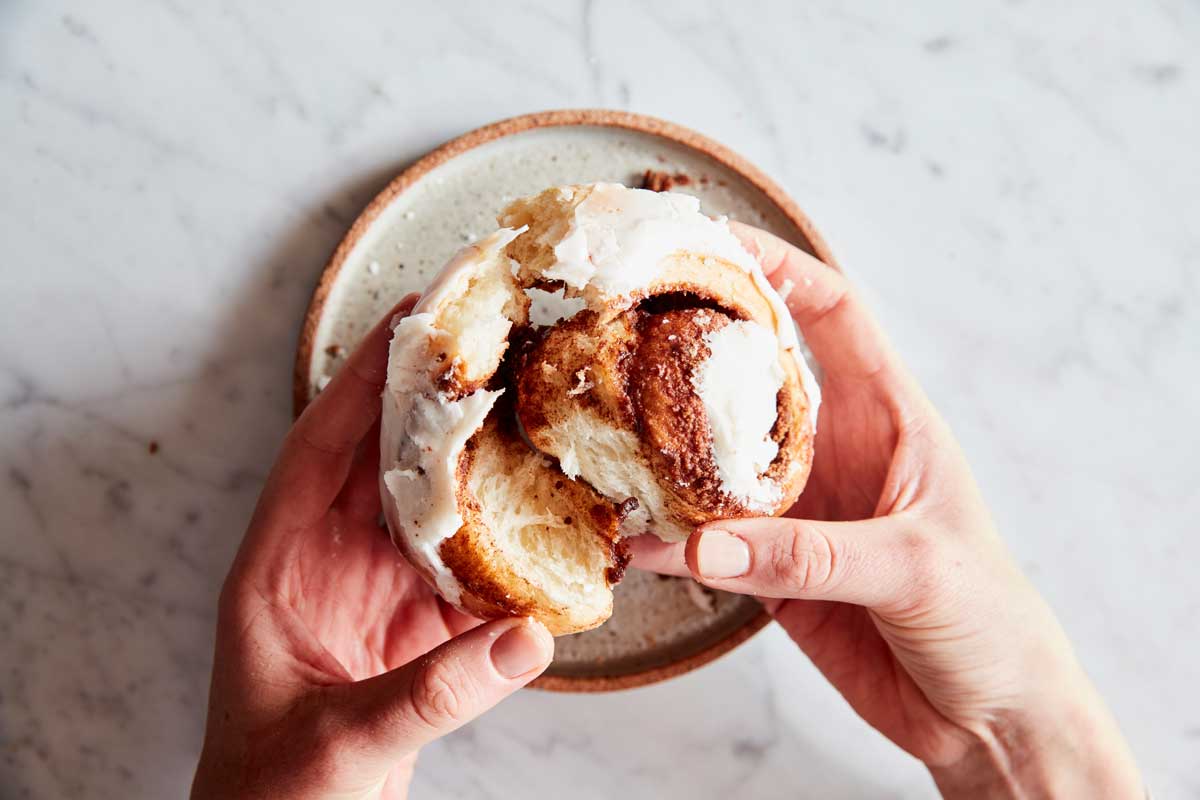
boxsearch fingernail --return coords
[490,620,551,679]
[695,529,751,579]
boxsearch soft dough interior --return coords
[425,234,620,629]
[436,257,528,388]
[532,408,684,541]
[465,424,615,614]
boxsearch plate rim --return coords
[291,108,838,693]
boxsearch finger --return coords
[684,515,942,610]
[436,596,484,639]
[335,418,384,523]
[625,535,691,577]
[769,599,899,701]
[264,294,419,525]
[730,221,897,383]
[338,617,553,768]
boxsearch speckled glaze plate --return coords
[294,110,838,692]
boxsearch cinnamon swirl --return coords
[380,183,818,634]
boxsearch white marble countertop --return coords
[2,2,1197,797]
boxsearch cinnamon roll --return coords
[380,183,819,634]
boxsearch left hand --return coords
[191,296,554,800]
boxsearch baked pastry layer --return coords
[380,183,818,633]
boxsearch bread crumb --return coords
[367,261,381,275]
[148,440,159,455]
[776,278,795,302]
[403,210,416,220]
[324,344,344,358]
[640,169,694,192]
[567,368,594,397]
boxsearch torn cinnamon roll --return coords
[380,183,819,634]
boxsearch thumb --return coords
[686,515,936,608]
[337,617,553,768]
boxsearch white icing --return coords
[548,183,819,432]
[548,184,763,297]
[381,381,499,604]
[379,229,520,603]
[692,320,786,510]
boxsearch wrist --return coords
[930,681,1143,799]
[191,736,419,800]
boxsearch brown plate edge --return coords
[290,108,839,693]
[531,605,774,693]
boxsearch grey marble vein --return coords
[1,1,1197,798]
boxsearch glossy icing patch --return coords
[692,320,785,509]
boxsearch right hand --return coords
[631,224,1143,798]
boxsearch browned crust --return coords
[762,361,815,498]
[296,110,840,692]
[440,411,622,636]
[433,421,540,622]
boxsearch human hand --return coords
[191,296,553,800]
[631,224,1143,798]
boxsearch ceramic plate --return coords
[294,110,837,691]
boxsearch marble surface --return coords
[1,1,1197,797]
